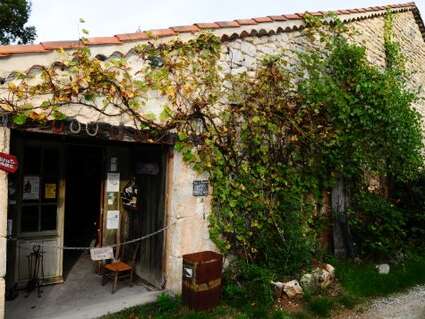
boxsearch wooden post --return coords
[331,178,354,258]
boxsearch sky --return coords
[28,0,425,42]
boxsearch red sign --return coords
[0,152,18,173]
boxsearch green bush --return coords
[348,192,406,259]
[223,262,274,317]
[393,175,425,247]
[269,310,293,319]
[156,293,181,314]
[307,297,334,318]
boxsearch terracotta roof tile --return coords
[268,15,288,21]
[194,22,220,29]
[171,25,201,33]
[283,14,301,20]
[86,36,122,45]
[0,2,421,57]
[0,44,46,54]
[215,21,240,28]
[235,19,257,25]
[253,17,273,23]
[115,32,149,42]
[365,6,377,12]
[309,11,324,16]
[147,28,177,38]
[41,40,82,50]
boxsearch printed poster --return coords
[106,210,120,229]
[90,247,114,261]
[23,176,40,200]
[106,173,120,192]
[45,183,56,199]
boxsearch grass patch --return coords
[335,252,425,298]
[101,293,253,319]
[103,252,425,319]
[307,296,334,318]
[334,294,359,309]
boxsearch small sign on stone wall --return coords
[193,180,209,196]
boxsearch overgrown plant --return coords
[348,192,406,259]
[0,12,422,274]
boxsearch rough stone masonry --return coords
[0,4,423,318]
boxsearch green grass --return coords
[335,252,425,298]
[307,297,334,318]
[101,293,245,319]
[103,252,425,319]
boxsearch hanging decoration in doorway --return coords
[85,122,99,136]
[121,178,139,211]
[69,120,81,134]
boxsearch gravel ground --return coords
[336,285,425,319]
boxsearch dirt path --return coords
[335,286,425,319]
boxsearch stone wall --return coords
[164,151,216,292]
[0,127,10,319]
[163,11,425,291]
[0,9,424,308]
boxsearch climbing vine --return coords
[0,12,422,274]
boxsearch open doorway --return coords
[63,145,102,278]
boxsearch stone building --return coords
[0,2,424,318]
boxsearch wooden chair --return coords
[101,242,140,294]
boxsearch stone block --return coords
[240,41,257,57]
[282,280,303,298]
[228,48,244,65]
[0,277,4,319]
[0,237,6,278]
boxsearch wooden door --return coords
[11,135,65,285]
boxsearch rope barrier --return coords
[17,221,177,251]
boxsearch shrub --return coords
[393,174,425,247]
[155,293,181,315]
[348,192,406,259]
[223,262,274,317]
[307,297,334,318]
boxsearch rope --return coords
[17,221,177,251]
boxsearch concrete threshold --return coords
[6,252,163,319]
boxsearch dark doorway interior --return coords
[63,145,102,278]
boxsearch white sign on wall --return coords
[106,173,120,192]
[106,210,120,229]
[90,247,114,261]
[23,176,40,200]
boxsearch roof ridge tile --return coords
[0,2,421,57]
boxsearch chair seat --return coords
[104,261,132,272]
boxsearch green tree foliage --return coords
[0,0,36,44]
[348,192,406,259]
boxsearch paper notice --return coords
[106,173,120,192]
[106,210,119,229]
[23,176,40,200]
